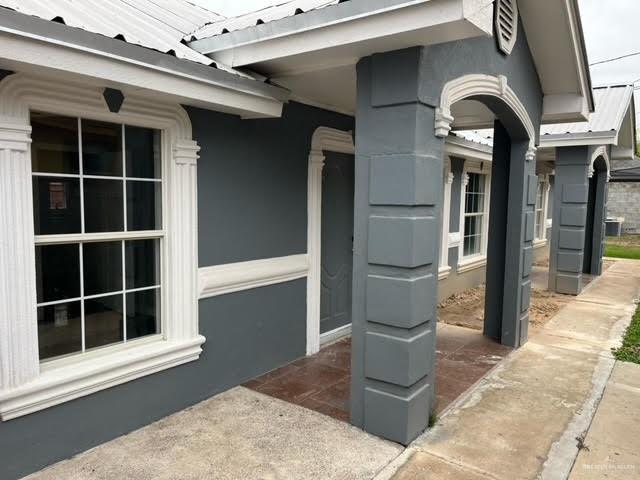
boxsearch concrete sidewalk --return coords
[382,259,640,480]
[569,361,640,479]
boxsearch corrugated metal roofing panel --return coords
[0,0,226,67]
[541,85,633,136]
[189,0,343,40]
[452,129,495,147]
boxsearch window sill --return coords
[0,335,206,421]
[457,256,487,274]
[438,265,452,280]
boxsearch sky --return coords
[195,0,640,118]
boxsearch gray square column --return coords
[548,146,590,295]
[350,49,442,445]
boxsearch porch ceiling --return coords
[190,0,593,123]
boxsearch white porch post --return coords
[0,120,39,390]
[306,150,325,355]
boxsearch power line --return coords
[591,51,640,66]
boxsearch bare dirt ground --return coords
[437,284,572,330]
[438,259,616,331]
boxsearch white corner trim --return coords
[320,324,352,347]
[198,254,309,299]
[307,126,355,356]
[435,73,536,156]
[0,336,205,420]
[0,73,202,415]
[457,255,487,274]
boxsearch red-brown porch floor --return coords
[243,323,511,423]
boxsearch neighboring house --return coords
[608,157,640,233]
[0,1,604,477]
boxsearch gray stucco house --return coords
[0,0,614,477]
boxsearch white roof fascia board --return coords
[520,0,594,124]
[190,0,494,69]
[539,132,618,149]
[445,135,493,162]
[0,13,288,118]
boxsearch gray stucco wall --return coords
[1,101,354,480]
[191,102,354,266]
[608,182,640,233]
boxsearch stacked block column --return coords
[350,49,442,445]
[548,146,590,295]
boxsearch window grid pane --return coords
[32,113,163,361]
[463,173,486,257]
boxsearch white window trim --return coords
[439,158,454,280]
[0,74,204,421]
[533,174,550,245]
[457,162,491,272]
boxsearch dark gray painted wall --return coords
[191,102,354,266]
[1,281,306,480]
[1,101,353,480]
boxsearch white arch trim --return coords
[589,145,611,181]
[0,73,204,420]
[435,74,537,157]
[307,127,355,355]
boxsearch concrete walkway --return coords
[382,259,640,480]
[569,361,640,479]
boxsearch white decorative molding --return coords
[457,255,487,274]
[0,120,38,391]
[0,73,203,418]
[199,254,309,299]
[440,161,454,272]
[0,337,205,420]
[533,238,548,249]
[307,126,355,355]
[589,145,610,182]
[438,265,452,280]
[320,324,352,347]
[448,231,462,247]
[435,74,537,154]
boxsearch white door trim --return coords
[306,127,355,355]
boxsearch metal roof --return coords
[188,0,344,40]
[541,85,634,137]
[452,130,495,147]
[0,0,228,68]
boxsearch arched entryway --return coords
[436,74,537,348]
[583,147,610,276]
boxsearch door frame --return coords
[306,126,355,355]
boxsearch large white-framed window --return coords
[32,114,163,362]
[458,165,491,272]
[534,175,550,244]
[0,74,204,421]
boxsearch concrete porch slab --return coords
[24,387,402,480]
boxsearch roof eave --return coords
[0,9,289,118]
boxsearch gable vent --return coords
[495,0,518,55]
